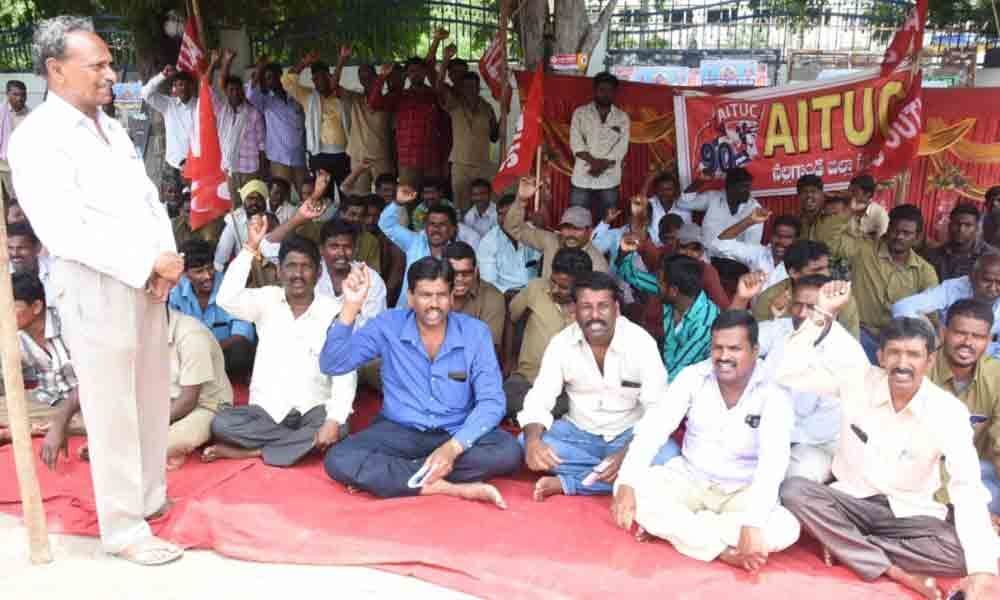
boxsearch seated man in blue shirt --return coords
[320,256,523,508]
[169,240,256,379]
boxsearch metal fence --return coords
[0,16,135,73]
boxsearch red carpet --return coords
[0,395,957,599]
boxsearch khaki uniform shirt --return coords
[455,279,506,347]
[752,278,861,339]
[930,353,1000,483]
[168,310,234,413]
[509,278,576,382]
[282,73,347,149]
[293,220,381,274]
[341,89,390,162]
[444,94,494,166]
[504,199,609,279]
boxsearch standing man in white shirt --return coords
[569,72,631,214]
[0,79,30,201]
[777,282,998,600]
[518,271,669,501]
[10,17,185,565]
[612,310,800,572]
[141,64,196,189]
[203,222,358,466]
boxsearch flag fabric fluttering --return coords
[176,17,205,74]
[492,64,544,194]
[182,75,231,230]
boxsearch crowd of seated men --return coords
[2,61,999,597]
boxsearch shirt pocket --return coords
[600,383,641,413]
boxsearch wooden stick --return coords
[0,196,51,565]
[497,0,511,159]
[533,144,542,213]
[190,0,206,48]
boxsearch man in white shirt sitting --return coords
[777,282,998,600]
[712,212,800,292]
[568,72,631,214]
[462,178,498,238]
[737,271,868,483]
[141,65,195,188]
[675,167,761,251]
[611,310,800,572]
[214,179,269,271]
[518,271,669,501]
[202,221,358,467]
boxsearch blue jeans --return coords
[981,459,1000,515]
[859,327,880,365]
[569,185,619,215]
[520,419,681,496]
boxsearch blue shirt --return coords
[320,309,505,448]
[168,272,256,344]
[245,84,306,168]
[379,202,433,307]
[892,275,1000,358]
[475,225,540,293]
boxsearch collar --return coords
[932,351,993,388]
[876,242,922,269]
[43,91,110,131]
[567,315,631,353]
[698,357,770,395]
[43,307,61,340]
[872,371,929,417]
[464,279,482,300]
[167,308,182,345]
[399,310,467,354]
[178,271,225,305]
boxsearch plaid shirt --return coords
[20,308,78,406]
[368,78,440,169]
[212,92,265,175]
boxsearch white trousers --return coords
[633,458,800,562]
[786,441,837,483]
[53,260,170,553]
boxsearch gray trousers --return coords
[211,404,338,467]
[780,477,967,580]
[503,374,569,419]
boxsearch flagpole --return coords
[497,0,511,160]
[533,145,542,213]
[1,194,52,565]
[189,0,205,49]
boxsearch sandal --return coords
[146,498,174,521]
[114,536,183,566]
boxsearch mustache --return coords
[956,345,975,355]
[890,367,914,377]
[715,360,736,368]
[584,319,606,329]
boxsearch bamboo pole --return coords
[533,145,542,213]
[1,195,51,565]
[189,0,205,48]
[497,0,511,160]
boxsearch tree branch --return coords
[580,0,620,56]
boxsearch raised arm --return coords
[140,66,174,114]
[425,28,450,83]
[615,235,660,296]
[281,50,320,104]
[718,206,771,241]
[435,44,458,108]
[378,185,421,252]
[321,265,386,375]
[367,64,399,111]
[215,215,270,323]
[259,171,331,259]
[503,177,555,251]
[217,48,236,92]
[331,44,351,96]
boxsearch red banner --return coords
[675,1,925,197]
[176,17,205,74]
[493,65,544,194]
[183,76,231,230]
[479,32,506,102]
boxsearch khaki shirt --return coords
[444,93,494,166]
[168,310,234,413]
[455,279,506,347]
[282,72,347,149]
[816,214,938,335]
[509,278,576,382]
[341,89,390,162]
[504,199,609,279]
[752,278,861,339]
[293,220,381,274]
[930,353,1000,477]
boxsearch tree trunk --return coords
[518,0,549,70]
[518,0,619,72]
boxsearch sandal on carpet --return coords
[146,498,174,521]
[114,536,183,566]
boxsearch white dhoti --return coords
[785,441,837,483]
[633,458,800,562]
[53,259,170,553]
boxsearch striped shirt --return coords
[19,308,78,406]
[618,256,719,381]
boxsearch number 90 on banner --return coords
[699,141,738,176]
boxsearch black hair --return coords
[796,174,823,193]
[310,62,330,76]
[364,194,386,211]
[773,215,802,237]
[950,202,981,222]
[461,72,480,85]
[711,310,759,347]
[340,195,367,212]
[879,317,936,355]
[660,213,685,233]
[497,193,517,209]
[421,177,445,193]
[6,80,26,92]
[653,172,679,189]
[407,256,454,291]
[824,194,848,207]
[170,70,194,85]
[946,298,995,328]
[278,234,321,269]
[271,177,290,193]
[889,203,924,233]
[12,271,45,306]
[319,218,358,245]
[180,239,214,271]
[593,71,619,88]
[784,239,831,273]
[469,178,491,193]
[725,167,753,186]
[450,57,469,69]
[444,240,477,267]
[850,174,876,196]
[552,247,593,277]
[571,270,622,304]
[375,173,397,188]
[661,254,704,298]
[405,56,425,68]
[7,221,38,245]
[223,75,243,88]
[427,203,458,227]
[791,273,833,292]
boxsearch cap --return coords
[559,206,592,229]
[239,179,269,203]
[677,223,703,245]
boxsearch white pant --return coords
[54,260,170,553]
[786,441,837,483]
[633,458,800,562]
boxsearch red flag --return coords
[176,17,205,74]
[183,76,231,230]
[493,65,544,194]
[479,32,506,101]
[881,0,927,76]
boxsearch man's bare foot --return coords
[200,444,261,463]
[166,446,192,471]
[114,535,183,566]
[718,547,745,568]
[146,498,174,521]
[823,545,837,567]
[532,476,563,502]
[635,526,651,543]
[421,480,508,510]
[886,566,943,600]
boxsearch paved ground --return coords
[0,514,476,600]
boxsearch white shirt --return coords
[518,316,667,440]
[475,225,540,293]
[776,319,999,576]
[141,73,196,169]
[463,203,498,238]
[618,358,794,528]
[457,223,482,251]
[650,197,693,233]
[711,239,788,291]
[214,209,251,271]
[216,250,357,425]
[8,92,175,290]
[759,318,868,446]
[9,254,54,304]
[569,102,631,190]
[675,191,763,251]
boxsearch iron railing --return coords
[0,15,136,73]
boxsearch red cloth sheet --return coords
[0,392,964,599]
